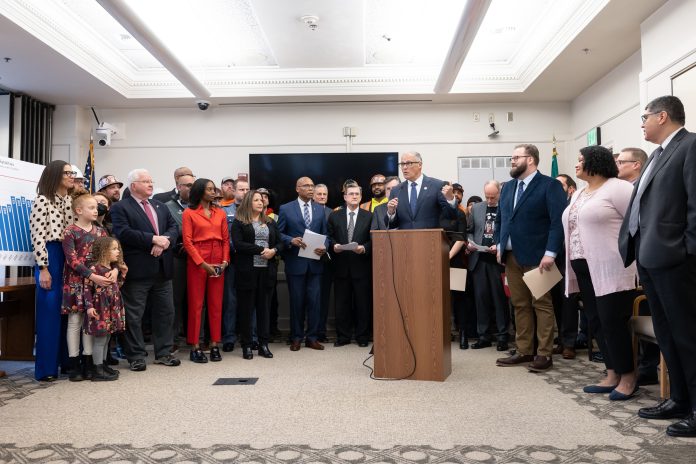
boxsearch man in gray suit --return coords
[467,180,509,351]
[619,95,696,437]
[386,152,456,229]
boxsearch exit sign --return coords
[586,127,601,146]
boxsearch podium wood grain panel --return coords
[0,276,36,361]
[372,230,451,381]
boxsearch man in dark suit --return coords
[618,96,696,437]
[328,183,373,347]
[111,168,181,371]
[467,180,509,351]
[385,151,456,229]
[152,166,194,204]
[494,144,566,372]
[371,176,399,231]
[277,176,328,351]
[313,183,333,343]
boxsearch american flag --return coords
[84,136,95,193]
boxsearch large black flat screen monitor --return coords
[249,152,399,210]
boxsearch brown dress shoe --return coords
[290,340,301,351]
[562,347,576,359]
[527,355,553,372]
[305,340,325,350]
[496,353,535,366]
[552,345,564,355]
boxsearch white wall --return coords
[55,102,572,196]
[640,0,696,121]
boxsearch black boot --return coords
[92,364,118,381]
[242,347,254,360]
[258,344,274,358]
[103,361,120,377]
[82,355,94,381]
[459,329,469,350]
[68,356,85,382]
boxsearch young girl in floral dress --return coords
[84,236,127,381]
[61,194,113,381]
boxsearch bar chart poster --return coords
[0,157,44,266]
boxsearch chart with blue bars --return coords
[0,195,34,255]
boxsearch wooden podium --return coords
[371,229,451,381]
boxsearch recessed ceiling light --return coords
[119,34,132,41]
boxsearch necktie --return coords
[515,181,524,208]
[410,182,418,216]
[141,200,158,234]
[303,202,311,228]
[628,146,663,236]
[347,211,355,242]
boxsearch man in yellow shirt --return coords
[360,174,387,212]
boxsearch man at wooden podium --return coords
[385,152,456,229]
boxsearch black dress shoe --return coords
[258,344,274,358]
[459,329,469,350]
[358,341,369,347]
[190,349,208,363]
[471,339,492,349]
[496,341,509,352]
[209,346,222,362]
[667,411,696,437]
[638,399,691,420]
[243,347,254,359]
[222,342,235,352]
[334,340,351,347]
[317,336,329,343]
[251,341,259,351]
[636,372,659,386]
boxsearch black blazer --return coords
[327,208,372,278]
[231,218,284,289]
[153,188,177,204]
[110,196,179,280]
[619,128,696,268]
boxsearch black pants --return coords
[571,259,634,374]
[472,259,509,341]
[236,268,270,348]
[121,273,175,361]
[636,235,696,407]
[334,276,371,343]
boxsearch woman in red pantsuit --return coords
[182,178,230,363]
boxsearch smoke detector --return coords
[300,15,319,31]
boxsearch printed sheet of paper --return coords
[450,268,467,291]
[522,262,562,299]
[338,242,359,251]
[469,242,490,253]
[297,229,327,260]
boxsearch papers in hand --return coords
[450,268,467,291]
[469,242,490,253]
[297,229,327,260]
[335,242,359,251]
[522,262,562,299]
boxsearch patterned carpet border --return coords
[2,357,696,463]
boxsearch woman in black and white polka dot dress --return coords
[29,160,76,381]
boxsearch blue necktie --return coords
[515,181,524,208]
[303,202,311,228]
[410,182,418,216]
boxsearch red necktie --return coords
[141,200,158,234]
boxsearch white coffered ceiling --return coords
[0,0,667,107]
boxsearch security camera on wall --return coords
[96,122,117,146]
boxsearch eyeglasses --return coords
[509,155,530,162]
[615,159,637,165]
[641,111,663,123]
[179,183,194,188]
[398,161,421,168]
[63,171,77,177]
[345,192,361,196]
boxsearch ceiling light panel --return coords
[365,0,465,65]
[123,0,277,70]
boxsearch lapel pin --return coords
[424,186,428,190]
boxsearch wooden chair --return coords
[631,293,669,399]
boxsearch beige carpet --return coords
[1,343,695,462]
